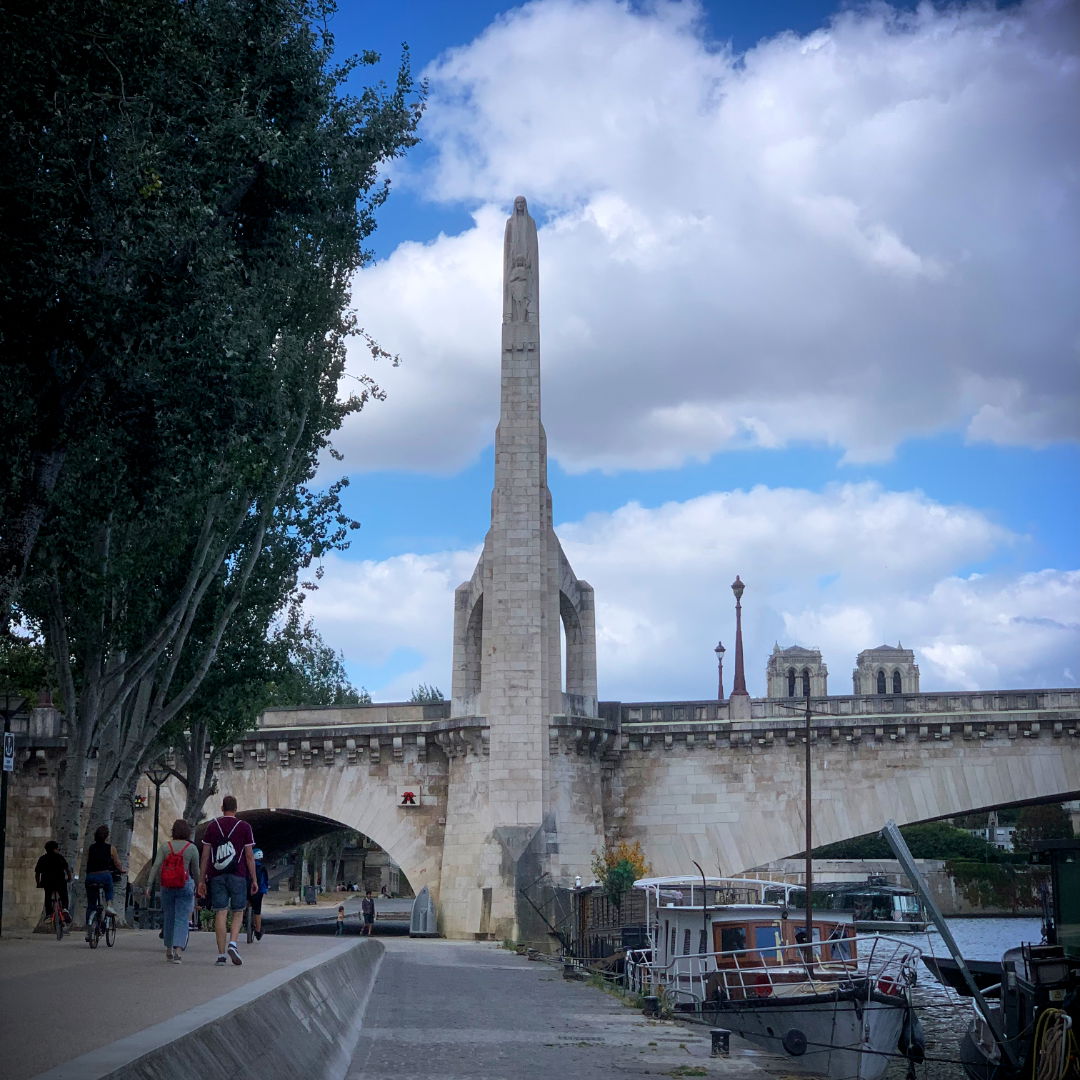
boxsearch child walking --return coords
[335,905,345,935]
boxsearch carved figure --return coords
[503,195,538,323]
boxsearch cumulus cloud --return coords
[338,0,1080,474]
[305,483,1078,701]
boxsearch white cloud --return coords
[337,0,1080,474]
[306,483,1078,701]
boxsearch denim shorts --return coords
[209,874,248,912]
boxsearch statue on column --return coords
[503,195,539,324]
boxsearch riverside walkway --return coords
[0,923,354,1079]
[2,921,780,1080]
[348,937,776,1079]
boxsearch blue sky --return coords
[302,0,1078,702]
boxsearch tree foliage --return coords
[1012,803,1074,852]
[811,822,1004,862]
[591,840,651,909]
[0,0,423,853]
[409,684,445,703]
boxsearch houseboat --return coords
[765,876,930,933]
[625,876,924,1080]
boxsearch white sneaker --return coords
[105,904,117,916]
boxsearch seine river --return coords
[884,917,1044,1080]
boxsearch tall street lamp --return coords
[145,761,171,870]
[0,693,28,938]
[729,576,749,702]
[714,641,726,701]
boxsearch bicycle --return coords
[85,880,116,949]
[48,889,67,941]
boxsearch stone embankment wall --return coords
[750,858,1043,916]
[34,939,383,1080]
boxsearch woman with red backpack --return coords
[148,819,201,964]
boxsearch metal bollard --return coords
[642,995,660,1018]
[710,1028,731,1057]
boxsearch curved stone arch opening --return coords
[210,772,442,905]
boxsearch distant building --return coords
[853,645,920,695]
[766,645,828,698]
[967,824,1016,851]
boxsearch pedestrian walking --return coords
[360,890,375,936]
[336,905,345,935]
[149,819,200,963]
[197,795,257,966]
[250,847,269,941]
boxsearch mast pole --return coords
[804,687,813,975]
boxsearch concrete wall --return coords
[33,939,383,1080]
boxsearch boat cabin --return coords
[639,877,858,976]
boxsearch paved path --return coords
[347,938,779,1080]
[0,925,348,1080]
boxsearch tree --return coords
[163,595,369,824]
[811,823,1003,862]
[1012,804,1073,852]
[0,0,423,858]
[591,840,651,909]
[409,684,445,703]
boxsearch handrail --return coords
[626,933,920,1007]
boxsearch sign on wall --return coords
[399,785,422,807]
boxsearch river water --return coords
[884,917,1045,1080]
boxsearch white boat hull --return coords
[702,989,908,1080]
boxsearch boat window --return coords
[717,925,747,954]
[698,929,708,954]
[683,929,691,955]
[671,926,677,957]
[664,920,670,959]
[826,924,854,961]
[753,924,783,960]
[897,894,919,915]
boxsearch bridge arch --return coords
[616,717,1080,880]
[214,748,445,905]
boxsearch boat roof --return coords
[634,876,794,890]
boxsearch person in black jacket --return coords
[34,841,71,922]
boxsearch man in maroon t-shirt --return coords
[197,795,257,966]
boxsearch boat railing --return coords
[626,934,920,1007]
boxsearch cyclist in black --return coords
[84,824,124,936]
[34,841,71,922]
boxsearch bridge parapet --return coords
[229,711,620,769]
[258,701,452,728]
[619,703,1080,753]
[604,687,1080,732]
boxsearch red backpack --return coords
[160,841,191,888]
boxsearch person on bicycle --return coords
[84,824,124,935]
[250,847,270,941]
[34,841,71,923]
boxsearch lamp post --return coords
[714,641,725,701]
[145,761,171,870]
[0,693,28,938]
[729,577,748,701]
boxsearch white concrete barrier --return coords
[32,939,383,1080]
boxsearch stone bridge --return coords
[178,686,1079,937]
